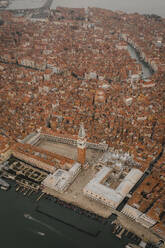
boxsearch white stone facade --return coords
[122,204,157,228]
[42,162,81,193]
[83,167,143,209]
[21,131,108,151]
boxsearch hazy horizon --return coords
[8,0,165,17]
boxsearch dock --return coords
[0,177,10,190]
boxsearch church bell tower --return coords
[77,123,86,166]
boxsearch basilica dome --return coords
[94,89,106,104]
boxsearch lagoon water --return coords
[1,1,161,247]
[0,187,127,248]
[0,49,152,248]
[51,0,165,17]
[7,0,165,17]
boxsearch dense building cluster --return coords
[123,151,165,239]
[0,7,164,239]
[0,135,11,161]
[12,141,75,173]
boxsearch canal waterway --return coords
[0,38,154,248]
[0,2,159,247]
[127,44,153,79]
[0,186,129,248]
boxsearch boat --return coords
[125,244,140,248]
[0,178,10,190]
[37,231,45,236]
[24,213,33,220]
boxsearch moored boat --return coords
[0,177,10,190]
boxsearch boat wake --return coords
[24,213,65,237]
[37,231,45,236]
[29,229,46,237]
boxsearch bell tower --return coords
[77,123,86,166]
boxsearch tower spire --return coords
[77,123,86,166]
[78,123,86,139]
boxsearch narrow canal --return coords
[127,44,153,79]
[0,31,156,248]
